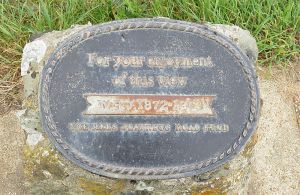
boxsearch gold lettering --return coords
[120,123,171,132]
[157,76,187,87]
[68,122,118,131]
[87,54,214,69]
[128,73,155,88]
[148,56,214,69]
[87,53,97,67]
[203,123,229,132]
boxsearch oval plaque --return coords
[40,18,260,179]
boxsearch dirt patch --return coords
[249,79,300,194]
[0,111,25,195]
[277,59,300,129]
[249,61,300,194]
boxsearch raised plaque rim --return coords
[39,18,260,180]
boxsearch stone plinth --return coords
[19,20,259,194]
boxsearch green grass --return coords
[0,0,299,112]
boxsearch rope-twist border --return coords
[39,18,259,179]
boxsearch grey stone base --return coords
[19,20,258,194]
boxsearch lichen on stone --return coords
[23,142,67,182]
[78,178,126,194]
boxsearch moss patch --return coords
[195,189,226,195]
[242,131,259,158]
[79,178,126,194]
[23,143,67,181]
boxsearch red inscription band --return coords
[84,94,215,116]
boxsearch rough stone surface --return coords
[20,24,92,147]
[16,109,44,146]
[207,24,259,64]
[21,40,47,76]
[19,22,259,194]
[21,137,255,194]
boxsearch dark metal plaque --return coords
[39,18,260,180]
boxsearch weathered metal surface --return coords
[39,18,260,180]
